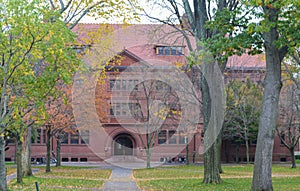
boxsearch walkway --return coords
[102,166,140,191]
[6,168,39,182]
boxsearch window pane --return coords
[179,131,185,144]
[171,47,177,55]
[134,80,139,90]
[165,47,170,55]
[158,47,164,55]
[116,103,121,116]
[177,47,183,55]
[168,130,176,144]
[42,130,46,144]
[122,103,127,116]
[122,80,126,90]
[110,79,115,90]
[61,132,68,144]
[156,81,163,91]
[110,107,114,116]
[115,80,120,90]
[70,133,79,144]
[36,129,41,144]
[128,80,133,90]
[158,130,167,144]
[80,130,89,144]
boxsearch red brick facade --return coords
[4,24,299,163]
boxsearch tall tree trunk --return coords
[290,148,296,168]
[0,135,8,191]
[217,134,223,173]
[251,6,286,189]
[202,61,223,184]
[46,127,51,173]
[186,142,189,165]
[56,136,61,167]
[245,139,250,164]
[235,144,240,163]
[16,137,23,183]
[146,148,151,168]
[203,142,222,183]
[22,126,32,176]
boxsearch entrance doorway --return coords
[114,134,134,156]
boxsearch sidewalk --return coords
[6,168,39,182]
[102,166,140,191]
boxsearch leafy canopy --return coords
[0,0,82,131]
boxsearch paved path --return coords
[101,166,140,191]
[6,168,39,182]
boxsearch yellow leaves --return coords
[174,62,184,69]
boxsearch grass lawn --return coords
[297,160,300,164]
[134,165,300,191]
[8,166,111,191]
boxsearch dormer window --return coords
[72,44,91,55]
[155,46,184,55]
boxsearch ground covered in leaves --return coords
[134,164,300,191]
[8,166,111,191]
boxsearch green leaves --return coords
[0,0,82,132]
[223,79,263,142]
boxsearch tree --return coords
[276,77,300,168]
[223,79,262,164]
[129,79,180,168]
[18,0,140,176]
[0,0,81,188]
[143,0,242,183]
[206,1,300,190]
[44,84,74,171]
[48,0,140,29]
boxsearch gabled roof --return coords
[73,23,266,69]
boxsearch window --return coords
[80,130,89,144]
[179,131,186,144]
[130,103,140,116]
[110,107,114,116]
[70,133,79,144]
[71,158,78,162]
[110,79,138,91]
[62,158,69,162]
[165,47,170,55]
[158,130,167,144]
[250,140,257,145]
[122,80,127,90]
[115,103,121,116]
[111,103,135,117]
[61,132,69,144]
[156,81,163,91]
[110,79,115,90]
[42,129,46,144]
[36,129,41,144]
[7,138,15,144]
[128,80,133,90]
[155,46,184,55]
[171,47,177,55]
[177,47,183,55]
[280,134,285,145]
[134,80,139,90]
[122,103,128,116]
[115,80,121,90]
[158,47,164,55]
[168,130,176,144]
[80,158,88,162]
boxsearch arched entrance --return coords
[113,134,134,156]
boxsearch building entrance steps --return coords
[102,166,140,191]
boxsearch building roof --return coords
[73,23,265,69]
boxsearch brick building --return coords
[5,24,299,163]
